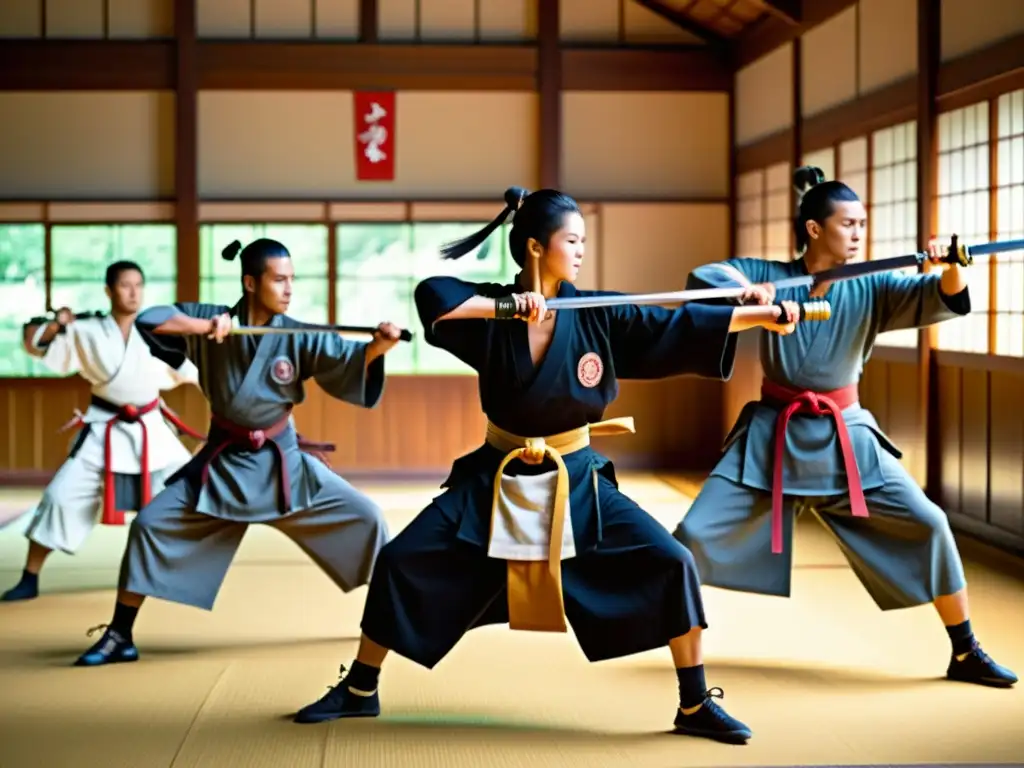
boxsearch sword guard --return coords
[948,234,973,267]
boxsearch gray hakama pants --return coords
[119,471,389,611]
[674,450,966,611]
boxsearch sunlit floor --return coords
[0,474,1022,768]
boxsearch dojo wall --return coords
[0,0,732,479]
[732,0,1024,554]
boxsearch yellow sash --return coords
[486,416,636,633]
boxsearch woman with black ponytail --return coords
[675,167,1015,689]
[295,186,803,743]
[72,237,401,671]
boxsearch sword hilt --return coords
[773,300,831,323]
[916,234,973,268]
[948,234,973,267]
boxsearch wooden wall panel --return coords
[108,0,175,38]
[45,0,104,38]
[859,356,926,487]
[938,363,962,516]
[988,371,1024,536]
[197,91,538,199]
[959,367,990,523]
[936,358,1024,553]
[0,375,725,484]
[0,0,43,37]
[0,92,175,199]
[561,92,729,199]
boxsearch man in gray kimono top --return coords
[674,166,1016,689]
[73,237,399,667]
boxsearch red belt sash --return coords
[201,411,337,514]
[62,396,207,526]
[760,379,868,555]
[203,412,293,513]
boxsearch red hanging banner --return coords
[353,91,396,182]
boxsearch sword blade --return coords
[546,286,748,310]
[967,238,1024,256]
[230,323,414,342]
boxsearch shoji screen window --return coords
[936,103,990,353]
[996,88,1024,356]
[736,170,765,259]
[801,147,836,182]
[871,121,919,347]
[839,137,869,206]
[764,162,792,262]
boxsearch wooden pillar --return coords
[360,0,378,43]
[918,0,941,500]
[174,0,199,303]
[791,37,802,258]
[537,0,560,189]
[727,72,737,259]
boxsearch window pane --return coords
[336,221,520,374]
[0,224,48,376]
[338,223,412,278]
[870,121,919,348]
[49,223,178,328]
[336,277,417,374]
[412,223,511,281]
[936,104,991,353]
[991,91,1024,355]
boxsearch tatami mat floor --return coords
[0,474,1022,768]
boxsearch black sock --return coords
[110,602,139,641]
[345,660,380,693]
[676,665,707,709]
[19,569,38,588]
[946,619,975,655]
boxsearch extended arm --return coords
[414,276,510,370]
[299,333,384,409]
[24,315,81,375]
[22,321,60,359]
[135,302,225,370]
[876,267,970,334]
[137,304,219,336]
[609,298,796,381]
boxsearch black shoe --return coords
[73,624,139,667]
[1,580,38,602]
[293,664,381,724]
[947,642,1017,688]
[673,687,751,744]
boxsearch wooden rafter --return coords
[762,0,802,25]
[632,0,730,50]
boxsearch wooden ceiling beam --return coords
[762,0,802,25]
[732,0,855,69]
[0,40,731,92]
[0,41,174,90]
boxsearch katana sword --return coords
[229,318,414,342]
[545,235,1024,311]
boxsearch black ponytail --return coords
[440,186,528,260]
[793,165,860,253]
[223,238,290,286]
[222,240,243,261]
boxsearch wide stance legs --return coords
[292,480,754,745]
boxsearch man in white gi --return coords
[2,261,202,602]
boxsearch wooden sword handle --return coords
[773,300,831,322]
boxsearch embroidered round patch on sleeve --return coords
[577,352,604,388]
[270,356,296,385]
